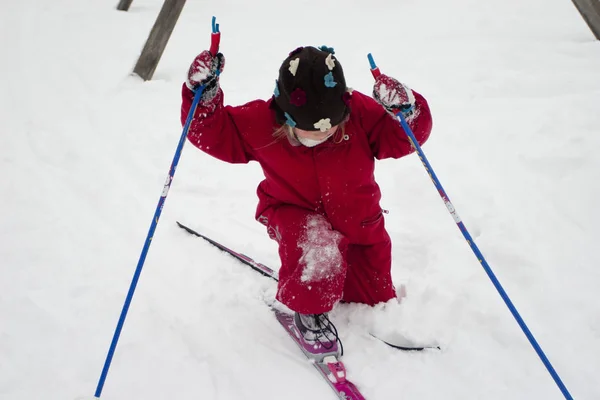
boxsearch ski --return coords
[177,221,439,351]
[176,221,278,281]
[274,309,366,400]
[176,221,365,399]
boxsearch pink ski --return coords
[274,310,366,400]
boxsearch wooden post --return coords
[133,0,187,81]
[116,0,134,11]
[571,0,600,40]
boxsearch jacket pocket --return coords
[361,210,383,226]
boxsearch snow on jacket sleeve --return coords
[353,89,433,160]
[180,83,255,164]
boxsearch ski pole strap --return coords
[367,53,573,400]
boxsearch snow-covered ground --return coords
[2,0,600,399]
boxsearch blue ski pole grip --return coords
[212,16,218,33]
[210,16,221,56]
[367,53,381,78]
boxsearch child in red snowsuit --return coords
[182,46,432,349]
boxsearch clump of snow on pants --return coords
[298,215,343,283]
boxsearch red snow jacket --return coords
[181,85,432,245]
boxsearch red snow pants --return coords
[260,205,396,314]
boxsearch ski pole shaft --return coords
[94,84,205,398]
[94,18,221,398]
[367,53,573,400]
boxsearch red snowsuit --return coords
[181,85,432,314]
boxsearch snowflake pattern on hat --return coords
[289,58,300,76]
[324,72,337,88]
[318,45,335,54]
[313,118,332,132]
[342,90,352,105]
[290,88,307,106]
[325,54,335,70]
[284,112,297,127]
[289,46,304,56]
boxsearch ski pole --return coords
[93,17,221,398]
[367,53,573,400]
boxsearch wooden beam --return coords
[116,0,134,11]
[571,0,600,40]
[133,0,187,80]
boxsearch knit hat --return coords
[272,46,350,131]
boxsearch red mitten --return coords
[185,50,225,103]
[372,74,416,117]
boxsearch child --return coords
[181,46,432,356]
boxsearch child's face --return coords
[294,125,339,141]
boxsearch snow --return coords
[299,215,343,283]
[189,68,211,85]
[1,0,600,399]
